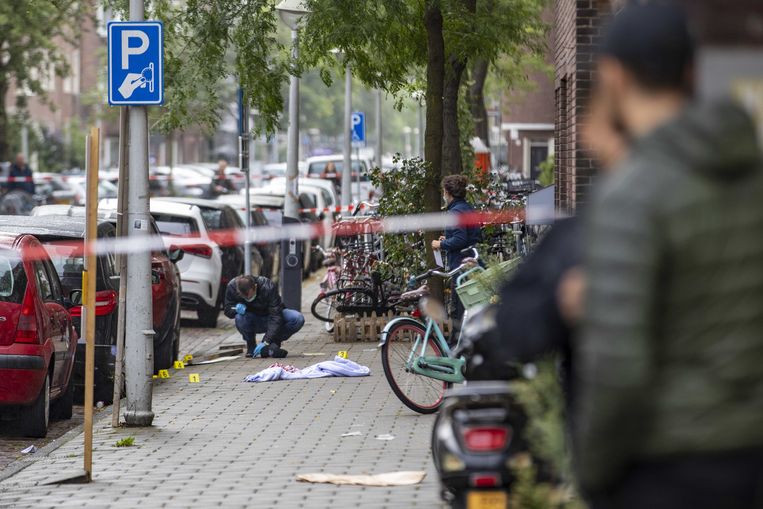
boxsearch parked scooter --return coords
[431,305,533,509]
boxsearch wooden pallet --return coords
[332,311,452,342]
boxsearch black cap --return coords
[600,2,695,91]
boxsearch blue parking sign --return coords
[108,22,164,105]
[351,111,366,147]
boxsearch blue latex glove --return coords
[235,303,247,316]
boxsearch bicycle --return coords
[310,269,404,327]
[378,250,486,414]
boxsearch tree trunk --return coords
[423,0,445,298]
[441,56,466,176]
[469,58,490,145]
[441,0,476,177]
[0,80,9,162]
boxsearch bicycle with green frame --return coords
[379,249,503,414]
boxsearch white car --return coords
[100,198,225,327]
[305,154,378,203]
[262,177,337,249]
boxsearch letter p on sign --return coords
[121,30,149,69]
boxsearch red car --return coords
[0,233,78,437]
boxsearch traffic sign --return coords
[351,111,366,147]
[108,22,164,105]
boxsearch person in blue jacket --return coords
[431,174,481,326]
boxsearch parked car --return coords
[32,205,184,374]
[34,173,78,205]
[150,166,211,198]
[264,177,338,249]
[64,176,119,205]
[246,190,318,277]
[1,212,179,404]
[0,231,78,437]
[305,155,377,203]
[114,199,224,327]
[179,164,249,193]
[214,194,281,281]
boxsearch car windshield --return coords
[0,250,26,304]
[199,208,224,231]
[152,214,200,237]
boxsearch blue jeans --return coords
[235,308,305,352]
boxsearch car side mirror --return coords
[69,289,83,307]
[168,245,184,263]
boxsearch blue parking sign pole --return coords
[109,13,160,429]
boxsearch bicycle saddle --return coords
[400,284,429,302]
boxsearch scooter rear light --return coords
[470,473,500,488]
[463,426,510,452]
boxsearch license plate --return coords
[466,490,508,509]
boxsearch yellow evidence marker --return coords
[337,351,348,359]
[188,374,200,383]
[174,360,185,369]
[183,354,193,363]
[158,369,170,379]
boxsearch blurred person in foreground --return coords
[6,153,34,195]
[575,3,763,508]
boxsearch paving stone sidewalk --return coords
[0,273,446,508]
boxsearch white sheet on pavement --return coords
[244,356,370,382]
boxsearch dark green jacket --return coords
[575,100,763,494]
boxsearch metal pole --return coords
[21,125,29,161]
[124,0,154,427]
[284,29,300,219]
[341,64,352,207]
[355,146,360,201]
[239,87,252,275]
[83,128,99,480]
[112,107,129,427]
[375,90,382,167]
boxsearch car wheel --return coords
[51,374,74,421]
[197,301,219,328]
[21,373,50,438]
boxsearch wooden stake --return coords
[83,127,100,480]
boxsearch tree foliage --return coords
[0,0,85,160]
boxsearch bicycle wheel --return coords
[381,320,451,414]
[310,287,376,323]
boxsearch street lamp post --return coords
[276,0,309,220]
[342,63,352,208]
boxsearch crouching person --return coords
[223,275,305,358]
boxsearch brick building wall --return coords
[553,0,611,213]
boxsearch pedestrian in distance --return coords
[6,153,35,195]
[431,174,482,327]
[223,274,305,359]
[576,3,763,509]
[209,159,235,197]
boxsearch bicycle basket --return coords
[455,259,520,310]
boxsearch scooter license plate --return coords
[466,490,508,509]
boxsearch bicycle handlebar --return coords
[408,248,480,286]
